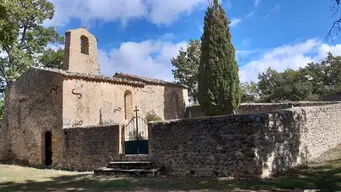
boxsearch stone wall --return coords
[60,125,120,171]
[186,101,340,118]
[0,68,64,166]
[320,91,341,101]
[148,103,341,178]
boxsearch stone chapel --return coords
[0,27,188,170]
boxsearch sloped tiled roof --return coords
[114,73,187,88]
[32,67,144,87]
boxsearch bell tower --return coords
[63,27,100,75]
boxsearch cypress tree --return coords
[198,0,241,116]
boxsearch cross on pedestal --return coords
[134,106,139,118]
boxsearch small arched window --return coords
[80,35,89,55]
[124,90,133,120]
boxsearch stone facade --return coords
[0,68,64,166]
[0,27,188,171]
[185,101,341,118]
[114,73,188,120]
[148,103,341,178]
[62,77,144,127]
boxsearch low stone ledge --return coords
[63,124,119,129]
[185,101,341,118]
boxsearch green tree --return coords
[325,53,341,92]
[257,68,280,102]
[240,81,259,102]
[171,39,200,103]
[38,48,64,69]
[0,0,63,125]
[0,0,19,49]
[0,0,63,94]
[303,52,341,96]
[301,61,328,96]
[257,67,313,102]
[198,0,241,116]
[255,53,341,102]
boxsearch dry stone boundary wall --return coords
[59,124,120,171]
[185,101,341,118]
[148,103,341,178]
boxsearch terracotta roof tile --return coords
[32,67,144,87]
[114,73,187,88]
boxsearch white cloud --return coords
[44,0,147,27]
[239,39,341,82]
[46,43,64,51]
[99,39,187,81]
[159,33,175,41]
[146,0,206,25]
[45,0,207,27]
[254,0,261,8]
[242,38,252,47]
[245,12,254,18]
[230,18,242,27]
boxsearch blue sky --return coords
[45,0,341,82]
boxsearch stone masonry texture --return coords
[0,68,64,166]
[148,103,341,178]
[61,125,119,171]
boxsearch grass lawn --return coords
[0,160,340,192]
[1,146,341,192]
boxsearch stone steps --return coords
[94,156,161,177]
[94,167,160,177]
[107,161,154,169]
[115,155,150,161]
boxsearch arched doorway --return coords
[45,131,52,166]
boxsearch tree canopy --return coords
[0,0,64,95]
[0,0,64,124]
[171,39,200,103]
[256,52,341,102]
[198,0,241,116]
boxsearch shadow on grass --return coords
[1,160,341,191]
[234,163,341,191]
